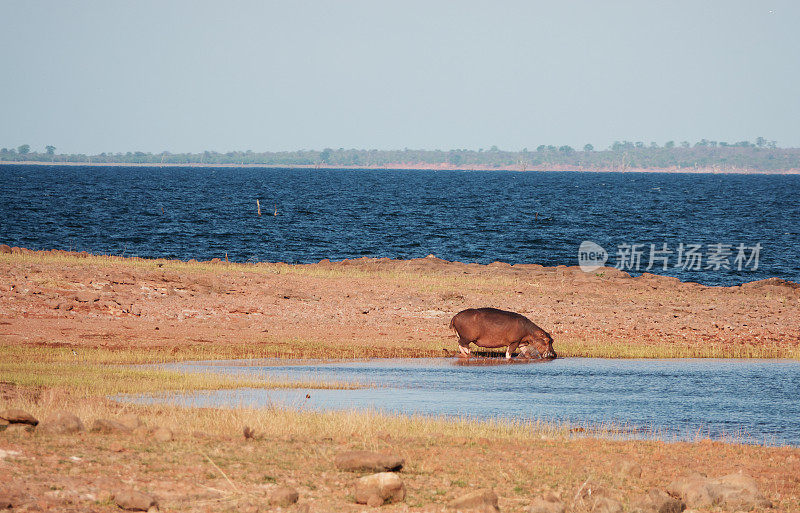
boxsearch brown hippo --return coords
[449,307,556,359]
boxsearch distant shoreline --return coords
[2,160,799,175]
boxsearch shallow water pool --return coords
[124,358,800,445]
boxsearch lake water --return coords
[2,165,799,286]
[127,358,800,446]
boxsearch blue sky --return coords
[1,0,797,154]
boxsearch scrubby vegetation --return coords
[2,138,799,172]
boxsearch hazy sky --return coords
[1,1,797,154]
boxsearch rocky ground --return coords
[1,400,799,513]
[1,248,799,358]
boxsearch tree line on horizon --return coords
[2,138,799,171]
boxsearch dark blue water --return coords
[132,358,800,446]
[1,165,798,286]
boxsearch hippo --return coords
[449,307,556,359]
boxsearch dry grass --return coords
[0,389,711,447]
[1,338,441,362]
[0,345,358,397]
[5,392,798,513]
[0,251,520,294]
[9,337,798,362]
[555,338,800,359]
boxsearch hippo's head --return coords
[530,330,557,359]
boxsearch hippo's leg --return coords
[458,338,472,357]
[506,341,520,359]
[519,344,532,358]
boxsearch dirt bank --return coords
[1,389,798,513]
[1,249,799,359]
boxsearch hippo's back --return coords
[450,307,531,347]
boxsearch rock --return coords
[236,502,259,513]
[354,472,405,505]
[0,449,21,461]
[269,487,299,507]
[113,490,158,511]
[667,472,769,510]
[648,489,684,513]
[591,496,624,513]
[713,473,771,510]
[576,481,613,503]
[529,494,566,513]
[0,409,39,425]
[335,450,404,472]
[3,423,34,434]
[0,244,11,254]
[667,473,715,507]
[448,489,499,512]
[238,503,259,513]
[91,418,132,433]
[38,411,84,434]
[614,459,642,478]
[152,426,173,442]
[629,489,685,513]
[118,413,145,430]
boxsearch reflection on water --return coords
[124,358,800,446]
[451,355,554,366]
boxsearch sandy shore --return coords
[1,249,798,359]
